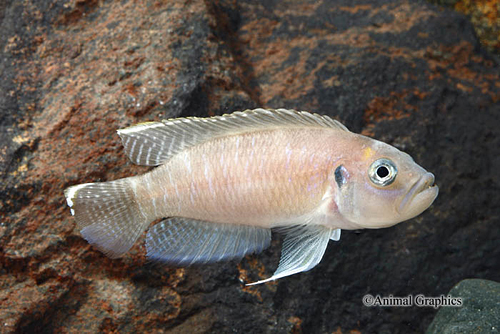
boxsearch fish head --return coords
[333,137,438,229]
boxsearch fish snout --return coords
[398,172,438,217]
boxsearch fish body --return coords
[139,128,343,227]
[65,109,438,284]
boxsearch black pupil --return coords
[377,166,389,178]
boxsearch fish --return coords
[64,108,438,285]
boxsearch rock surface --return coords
[428,0,500,55]
[426,279,500,334]
[1,0,499,333]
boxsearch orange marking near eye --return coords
[363,147,374,160]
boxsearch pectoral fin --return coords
[246,225,336,286]
[146,218,271,266]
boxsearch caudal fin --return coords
[64,178,149,258]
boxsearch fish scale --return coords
[145,129,335,226]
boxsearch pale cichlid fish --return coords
[64,109,438,284]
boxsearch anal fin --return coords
[146,218,271,266]
[246,225,336,286]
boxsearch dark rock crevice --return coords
[204,0,263,107]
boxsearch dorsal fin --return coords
[117,108,349,166]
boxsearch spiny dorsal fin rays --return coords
[117,108,349,166]
[246,225,335,286]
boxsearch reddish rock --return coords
[1,0,499,333]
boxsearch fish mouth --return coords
[398,172,438,217]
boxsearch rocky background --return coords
[1,0,499,333]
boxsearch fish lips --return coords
[398,172,439,219]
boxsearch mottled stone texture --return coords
[426,279,500,334]
[428,0,500,54]
[0,0,499,333]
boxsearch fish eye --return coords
[368,158,397,187]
